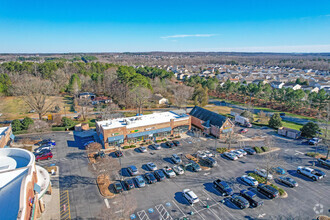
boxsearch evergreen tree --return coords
[268,113,282,129]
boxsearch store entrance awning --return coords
[108,135,124,143]
[127,127,171,139]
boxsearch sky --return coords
[0,0,330,53]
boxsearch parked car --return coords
[139,146,147,153]
[230,195,249,209]
[278,176,298,187]
[127,165,139,176]
[237,149,247,156]
[257,183,279,199]
[162,166,176,178]
[173,165,184,175]
[151,144,161,150]
[123,179,135,190]
[317,158,330,168]
[172,140,181,146]
[146,162,157,171]
[182,189,200,204]
[254,168,273,180]
[171,154,182,164]
[114,150,123,157]
[204,150,213,157]
[231,150,243,158]
[239,128,248,134]
[309,138,321,145]
[314,169,326,177]
[34,145,53,154]
[203,157,217,167]
[240,189,263,208]
[38,139,56,146]
[165,141,175,148]
[241,175,258,186]
[34,149,51,156]
[113,182,123,193]
[190,160,202,172]
[244,148,256,155]
[197,151,207,159]
[223,152,238,160]
[271,167,286,175]
[134,175,146,188]
[144,173,157,184]
[297,166,325,181]
[154,169,166,181]
[35,152,53,162]
[213,179,233,196]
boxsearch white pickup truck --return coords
[297,166,325,181]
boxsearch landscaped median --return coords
[306,152,326,159]
[248,173,287,198]
[96,174,115,198]
[185,154,210,170]
[253,146,280,154]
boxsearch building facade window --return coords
[173,125,189,135]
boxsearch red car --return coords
[114,150,123,157]
[35,152,53,162]
[239,128,248,134]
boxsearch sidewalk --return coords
[39,167,60,220]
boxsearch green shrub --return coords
[156,140,162,143]
[216,147,228,154]
[162,138,167,142]
[11,119,22,132]
[52,127,66,131]
[175,135,181,138]
[123,145,136,149]
[253,146,262,153]
[270,184,285,196]
[306,152,320,158]
[261,146,269,152]
[13,130,28,135]
[62,117,76,128]
[248,173,266,183]
[22,117,34,130]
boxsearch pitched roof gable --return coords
[189,106,227,128]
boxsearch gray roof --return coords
[189,106,227,128]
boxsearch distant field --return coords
[0,96,72,120]
[204,105,232,115]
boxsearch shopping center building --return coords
[96,111,191,147]
[0,148,51,220]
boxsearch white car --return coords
[162,166,176,178]
[309,138,322,145]
[146,162,157,171]
[182,189,200,204]
[223,152,238,160]
[297,166,325,181]
[254,169,273,180]
[196,151,207,159]
[231,150,243,158]
[204,150,214,157]
[241,175,258,186]
[34,145,52,153]
[173,165,184,175]
[139,146,147,153]
[237,149,247,156]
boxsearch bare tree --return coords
[77,98,91,121]
[225,131,237,150]
[132,87,151,115]
[27,120,51,139]
[11,75,56,119]
[99,103,120,120]
[172,84,194,111]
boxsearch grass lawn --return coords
[281,121,303,131]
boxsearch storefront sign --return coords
[130,130,139,133]
[145,127,155,131]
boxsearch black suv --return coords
[144,173,157,184]
[113,182,123,193]
[257,183,279,199]
[240,189,263,208]
[213,179,233,196]
[230,195,249,209]
[166,141,175,148]
[172,140,181,146]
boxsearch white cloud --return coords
[161,34,216,39]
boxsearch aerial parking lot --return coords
[22,127,329,220]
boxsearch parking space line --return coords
[198,199,222,220]
[60,190,71,220]
[190,204,205,220]
[171,200,187,217]
[137,210,150,220]
[155,204,173,220]
[202,190,236,219]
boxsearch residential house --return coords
[283,83,301,90]
[252,79,268,85]
[151,94,169,105]
[78,92,96,99]
[270,81,285,89]
[301,86,319,93]
[91,97,112,105]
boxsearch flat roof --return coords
[0,126,9,140]
[97,111,189,130]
